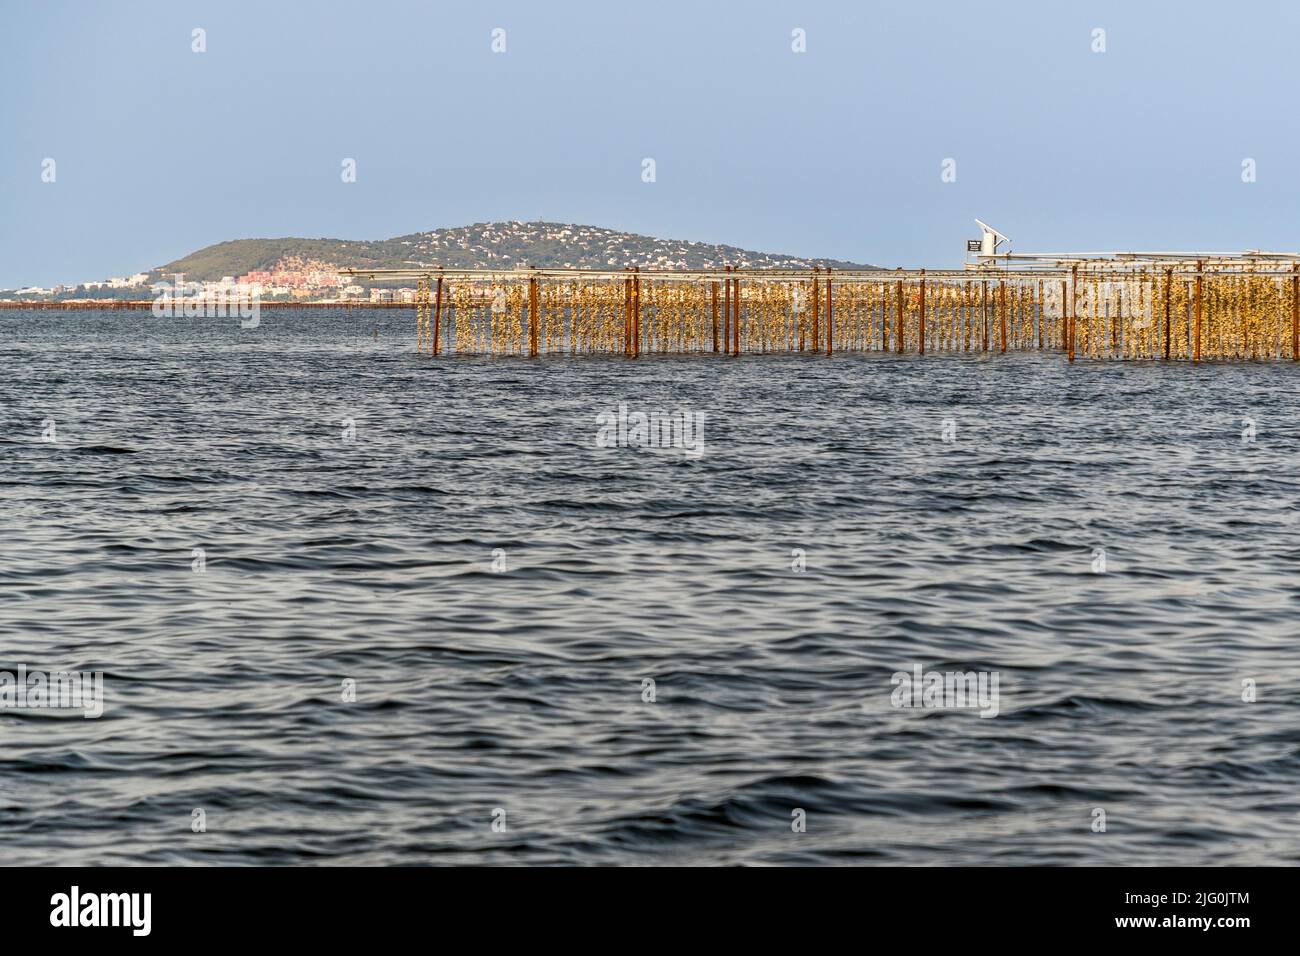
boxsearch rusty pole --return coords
[432,275,443,356]
[1193,260,1203,362]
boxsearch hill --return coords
[153,222,877,280]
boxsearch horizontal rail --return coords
[344,261,1300,281]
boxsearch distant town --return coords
[2,256,392,304]
[0,221,877,303]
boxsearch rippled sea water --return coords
[3,308,1300,866]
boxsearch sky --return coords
[2,0,1299,287]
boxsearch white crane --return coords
[969,220,1011,258]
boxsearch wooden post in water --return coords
[529,273,540,357]
[918,270,926,355]
[433,275,443,356]
[998,280,1007,353]
[895,279,904,354]
[711,281,719,353]
[825,267,833,356]
[1193,260,1203,363]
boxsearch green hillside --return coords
[152,222,878,280]
[152,238,409,279]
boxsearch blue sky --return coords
[2,0,1298,287]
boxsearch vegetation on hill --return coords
[153,221,877,280]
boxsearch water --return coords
[3,308,1300,865]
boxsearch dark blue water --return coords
[3,308,1300,865]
